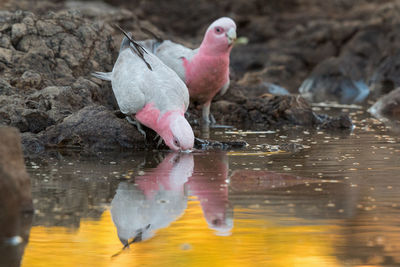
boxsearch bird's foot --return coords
[201,116,211,126]
[202,113,232,129]
[201,113,216,126]
[208,113,234,129]
[210,114,216,125]
[126,117,146,139]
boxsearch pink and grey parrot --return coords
[111,153,193,246]
[139,17,237,125]
[92,32,194,151]
[187,152,233,235]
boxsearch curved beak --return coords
[226,28,237,45]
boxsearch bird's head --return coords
[204,204,234,236]
[201,17,237,55]
[159,111,194,151]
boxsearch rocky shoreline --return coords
[1,0,400,153]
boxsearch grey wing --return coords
[137,39,160,54]
[111,49,146,115]
[153,40,196,81]
[148,59,190,112]
[114,42,190,113]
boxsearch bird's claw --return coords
[126,117,147,139]
[210,113,216,125]
[201,113,215,126]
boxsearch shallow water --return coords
[11,107,400,266]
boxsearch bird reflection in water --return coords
[188,152,233,236]
[110,151,233,255]
[110,152,193,253]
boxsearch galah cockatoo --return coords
[92,31,194,151]
[110,153,193,246]
[140,17,237,125]
[187,152,233,235]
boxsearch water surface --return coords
[14,107,400,266]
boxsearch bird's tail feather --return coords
[91,71,112,81]
[140,27,163,43]
[140,27,163,53]
[114,24,153,71]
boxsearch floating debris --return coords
[180,243,192,251]
[225,130,276,135]
[194,138,248,150]
[311,102,363,109]
[227,151,283,156]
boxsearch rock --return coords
[209,83,353,129]
[369,87,400,120]
[0,78,14,95]
[0,9,117,89]
[0,33,12,49]
[213,86,313,126]
[11,23,27,45]
[16,35,46,52]
[259,143,307,153]
[0,126,32,241]
[0,47,12,64]
[36,20,63,36]
[368,52,400,100]
[194,138,248,150]
[0,96,29,132]
[17,70,42,89]
[28,84,102,124]
[22,109,54,133]
[299,57,370,104]
[59,35,84,68]
[232,45,308,92]
[65,0,133,21]
[38,105,147,151]
[316,114,354,130]
[20,132,45,154]
[236,70,290,98]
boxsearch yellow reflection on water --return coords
[22,201,340,267]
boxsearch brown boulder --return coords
[208,83,353,129]
[0,126,32,240]
[299,57,370,104]
[36,105,148,151]
[369,87,400,120]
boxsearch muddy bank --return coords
[6,1,396,152]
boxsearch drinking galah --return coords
[110,153,193,247]
[139,17,237,125]
[92,31,194,151]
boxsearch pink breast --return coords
[183,55,229,104]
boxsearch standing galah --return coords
[140,17,237,125]
[92,32,194,151]
[187,152,233,236]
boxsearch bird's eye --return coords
[212,218,222,226]
[173,137,180,147]
[215,27,223,34]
